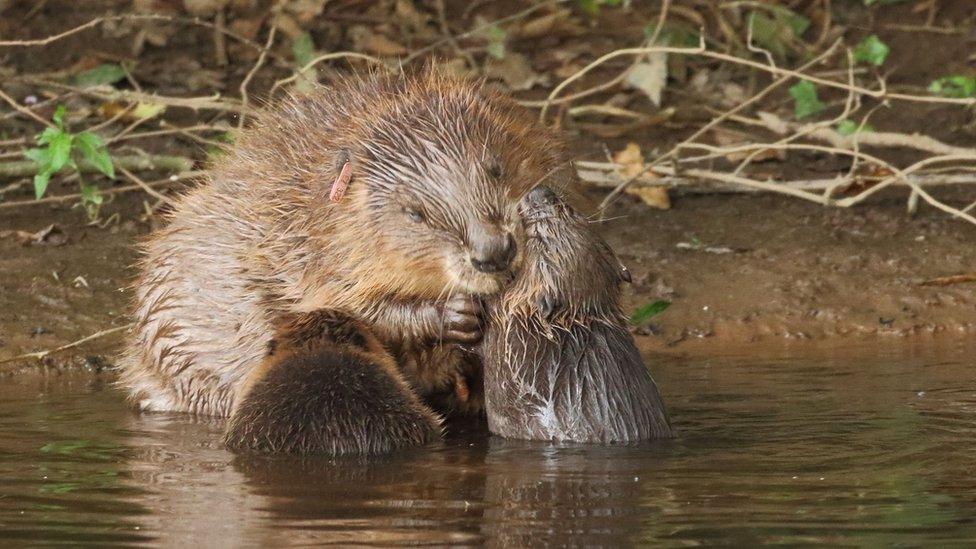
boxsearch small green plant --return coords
[928,75,976,98]
[747,7,810,59]
[789,80,825,119]
[631,300,671,326]
[25,105,115,219]
[483,24,507,59]
[577,0,623,16]
[291,32,318,92]
[853,35,890,66]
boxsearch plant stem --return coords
[0,154,192,178]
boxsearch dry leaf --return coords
[183,0,228,16]
[485,53,547,91]
[626,186,671,210]
[285,0,327,24]
[395,0,436,39]
[612,143,670,209]
[348,25,408,56]
[513,9,582,39]
[625,52,668,107]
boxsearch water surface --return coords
[1,341,975,546]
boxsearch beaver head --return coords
[481,186,672,443]
[227,70,566,304]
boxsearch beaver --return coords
[481,186,673,443]
[119,69,563,454]
[225,310,441,454]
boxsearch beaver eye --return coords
[405,207,425,223]
[486,159,503,180]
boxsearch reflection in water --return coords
[1,341,976,546]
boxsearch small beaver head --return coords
[510,185,631,322]
[247,70,565,299]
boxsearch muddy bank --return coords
[3,187,975,369]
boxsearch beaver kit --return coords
[482,186,672,442]
[121,69,669,455]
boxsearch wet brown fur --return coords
[119,68,563,451]
[225,311,441,455]
[482,187,673,443]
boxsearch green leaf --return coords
[837,119,875,136]
[291,32,316,66]
[36,126,62,146]
[789,80,826,119]
[485,25,506,59]
[80,182,103,206]
[24,146,51,166]
[74,132,115,178]
[928,75,976,98]
[51,104,66,128]
[631,300,671,325]
[854,35,890,66]
[34,171,52,199]
[46,131,73,174]
[73,63,127,88]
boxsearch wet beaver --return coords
[120,69,563,454]
[481,186,673,442]
[225,310,441,454]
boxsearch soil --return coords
[1,0,975,368]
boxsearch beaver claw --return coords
[436,295,484,345]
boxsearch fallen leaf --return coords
[626,185,671,210]
[183,0,228,17]
[513,9,582,39]
[613,143,670,209]
[348,25,407,56]
[485,53,547,91]
[625,52,668,106]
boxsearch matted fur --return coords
[482,187,673,443]
[225,311,441,455]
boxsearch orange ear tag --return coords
[329,160,353,203]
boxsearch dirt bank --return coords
[3,186,975,369]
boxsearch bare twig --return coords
[0,325,130,367]
[118,165,175,205]
[0,154,192,179]
[0,87,53,127]
[269,52,385,96]
[0,170,202,209]
[238,24,276,129]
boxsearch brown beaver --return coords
[119,69,563,454]
[481,186,673,442]
[225,310,441,454]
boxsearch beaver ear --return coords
[329,150,354,203]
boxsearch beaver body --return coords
[225,310,441,454]
[120,70,562,454]
[482,187,672,443]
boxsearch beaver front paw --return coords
[435,295,484,345]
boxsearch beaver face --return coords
[357,95,551,296]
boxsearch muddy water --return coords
[1,342,975,546]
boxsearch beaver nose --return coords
[525,185,557,207]
[471,233,516,273]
